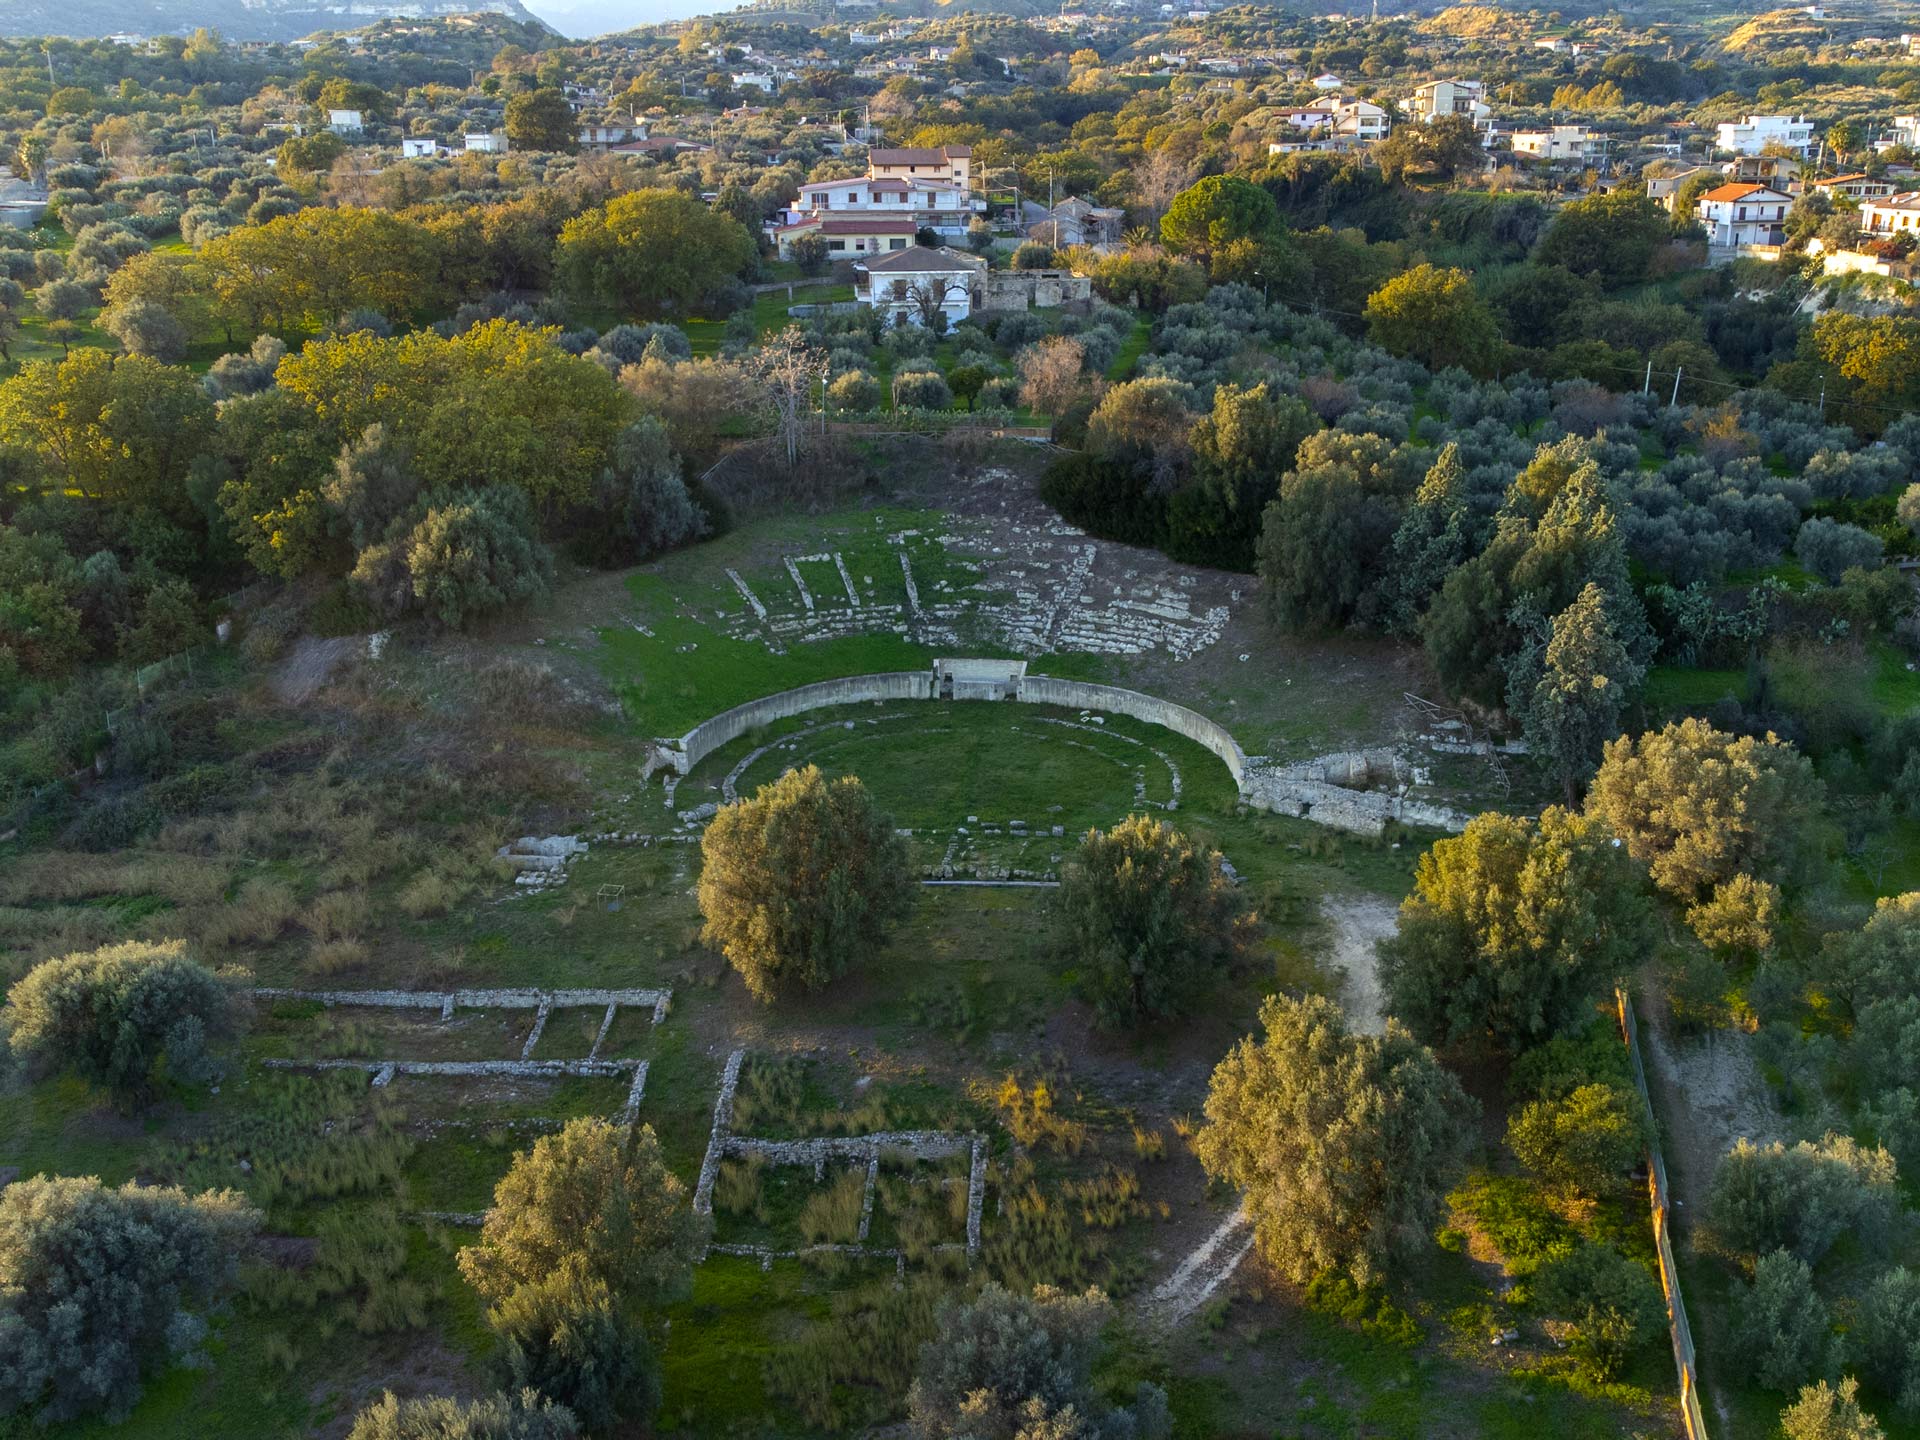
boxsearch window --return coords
[829,239,847,252]
[890,237,906,249]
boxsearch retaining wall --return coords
[672,673,931,774]
[1016,676,1248,788]
[1243,775,1472,838]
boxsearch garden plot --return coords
[254,986,671,1126]
[691,1050,988,1271]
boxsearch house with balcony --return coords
[1714,115,1815,157]
[1333,99,1391,144]
[866,144,972,188]
[1696,182,1791,246]
[1862,192,1920,235]
[1511,126,1606,163]
[793,174,981,230]
[774,214,918,260]
[1403,79,1490,127]
[1813,172,1896,201]
[854,245,987,326]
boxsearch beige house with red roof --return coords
[865,143,972,188]
[774,214,919,260]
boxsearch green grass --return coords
[1643,664,1747,714]
[657,1255,834,1434]
[1107,316,1152,381]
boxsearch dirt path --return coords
[1319,894,1399,1036]
[1639,1017,1782,1214]
[1138,1204,1254,1328]
[271,635,363,705]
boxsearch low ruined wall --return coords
[1244,774,1470,838]
[674,672,932,774]
[1016,676,1248,789]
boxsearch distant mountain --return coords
[524,0,719,37]
[0,0,550,42]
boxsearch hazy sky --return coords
[524,0,726,36]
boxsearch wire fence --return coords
[1617,987,1711,1440]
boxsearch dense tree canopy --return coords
[556,189,757,319]
[1195,993,1474,1287]
[698,765,913,1002]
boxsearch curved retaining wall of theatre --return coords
[1015,676,1248,788]
[672,673,932,774]
[666,670,1248,789]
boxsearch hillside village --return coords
[9,3,1920,1440]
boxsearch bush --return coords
[3,939,231,1106]
[1529,1243,1666,1380]
[0,1176,259,1423]
[401,487,553,629]
[1853,1267,1920,1412]
[346,1391,579,1440]
[1780,1378,1885,1440]
[1796,518,1884,583]
[1733,1250,1832,1393]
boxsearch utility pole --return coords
[1670,366,1683,408]
[1643,359,1652,395]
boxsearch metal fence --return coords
[1616,988,1711,1440]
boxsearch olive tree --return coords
[0,1175,259,1423]
[1733,1250,1832,1393]
[1703,1134,1897,1268]
[1782,1379,1885,1440]
[1056,814,1250,1028]
[402,486,553,629]
[3,939,231,1106]
[1195,993,1475,1287]
[1586,719,1824,905]
[1377,808,1655,1055]
[698,765,912,1002]
[1852,1267,1920,1413]
[458,1118,702,1307]
[906,1284,1168,1440]
[491,1275,658,1435]
[1507,1082,1649,1201]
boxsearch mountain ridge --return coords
[0,0,550,43]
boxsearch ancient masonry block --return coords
[726,568,768,621]
[692,1048,746,1216]
[833,553,861,607]
[262,1057,650,1125]
[783,556,815,612]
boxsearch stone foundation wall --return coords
[1016,676,1248,788]
[672,673,932,774]
[1243,773,1471,837]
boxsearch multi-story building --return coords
[1862,192,1920,235]
[866,144,972,188]
[792,175,979,227]
[854,245,986,327]
[1696,182,1791,246]
[1714,115,1816,157]
[1812,173,1896,201]
[1511,126,1606,163]
[1334,99,1391,143]
[1403,79,1489,126]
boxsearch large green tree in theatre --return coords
[698,765,912,1001]
[557,189,757,318]
[504,88,578,152]
[1377,807,1655,1055]
[1364,264,1502,377]
[1057,814,1251,1027]
[1195,993,1474,1287]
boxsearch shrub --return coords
[3,939,231,1105]
[1780,1378,1885,1440]
[401,487,553,629]
[0,1176,259,1423]
[1733,1250,1832,1393]
[345,1391,579,1440]
[1529,1243,1666,1380]
[1853,1267,1920,1412]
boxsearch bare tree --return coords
[1133,147,1199,226]
[1016,334,1088,421]
[749,325,821,469]
[903,275,972,329]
